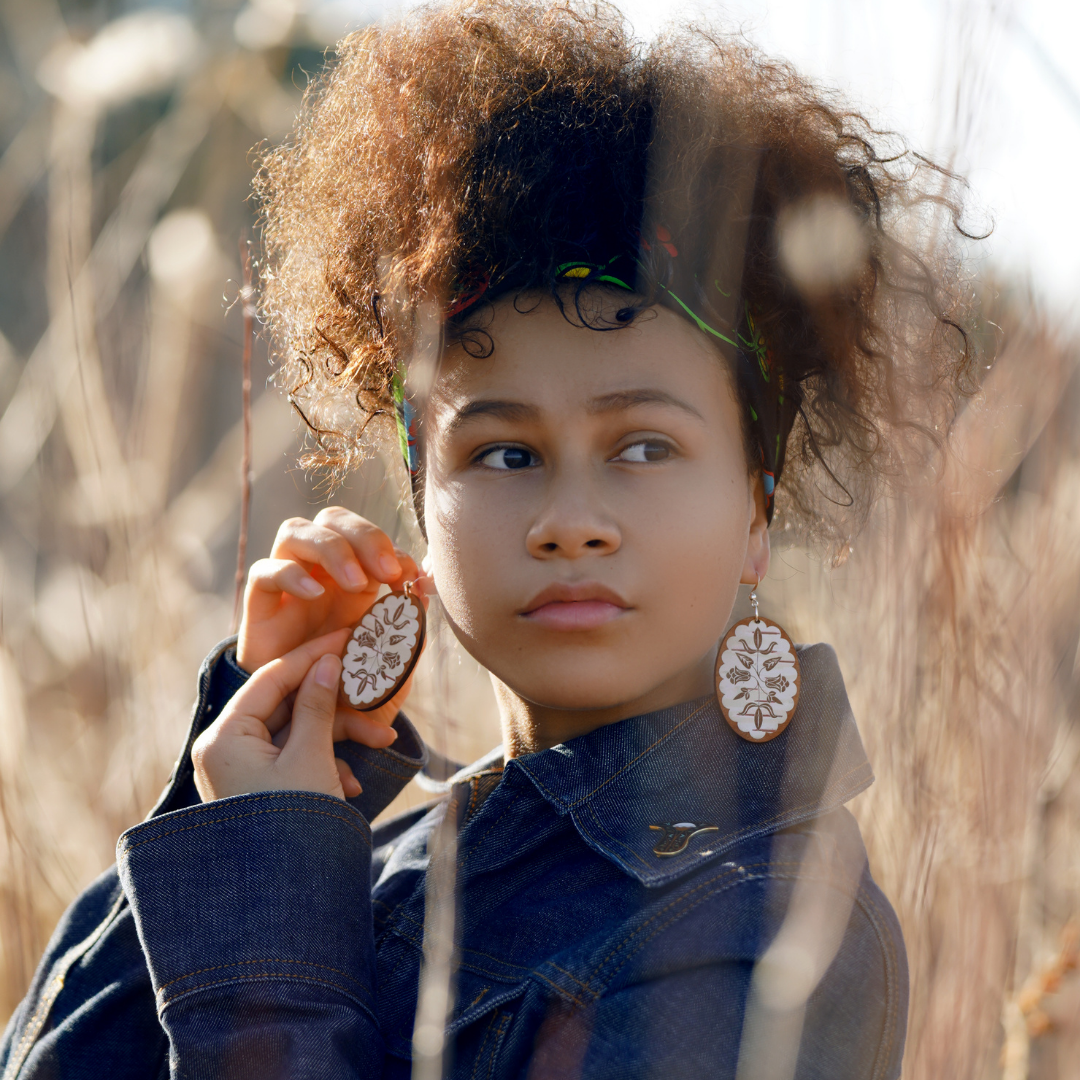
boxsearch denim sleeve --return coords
[117,791,382,1079]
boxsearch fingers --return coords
[280,654,341,764]
[248,558,325,601]
[225,630,349,724]
[270,507,412,592]
[333,705,399,748]
[270,516,372,593]
[336,758,362,798]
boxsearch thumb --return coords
[280,653,341,765]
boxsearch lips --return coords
[520,582,631,631]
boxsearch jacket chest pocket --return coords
[376,924,526,1073]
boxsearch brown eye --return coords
[617,441,671,463]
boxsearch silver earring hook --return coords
[749,573,760,621]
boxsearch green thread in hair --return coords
[391,371,409,464]
[659,285,738,348]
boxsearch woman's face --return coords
[424,292,769,723]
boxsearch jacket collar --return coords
[506,642,873,888]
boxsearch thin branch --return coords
[231,238,255,635]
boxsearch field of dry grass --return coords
[1,2,1079,1077]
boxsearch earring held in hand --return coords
[715,577,800,743]
[340,579,426,711]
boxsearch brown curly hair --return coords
[255,0,978,547]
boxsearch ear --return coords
[739,473,771,585]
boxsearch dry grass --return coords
[1,4,1080,1079]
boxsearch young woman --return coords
[0,3,974,1077]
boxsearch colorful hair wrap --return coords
[392,225,800,523]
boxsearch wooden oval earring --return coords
[340,580,426,711]
[716,577,800,743]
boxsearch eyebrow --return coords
[586,389,705,421]
[445,387,704,433]
[445,399,540,433]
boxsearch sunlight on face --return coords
[424,293,767,720]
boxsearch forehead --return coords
[433,293,736,413]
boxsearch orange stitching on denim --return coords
[159,972,369,1010]
[132,790,352,825]
[545,962,597,998]
[387,920,526,988]
[460,792,525,866]
[121,805,371,852]
[395,909,530,975]
[533,970,588,1009]
[2,974,64,1080]
[486,1014,510,1080]
[588,860,779,983]
[157,957,367,994]
[575,760,873,877]
[580,803,653,869]
[470,1009,499,1080]
[347,754,419,781]
[598,866,806,990]
[596,860,868,995]
[468,987,490,1010]
[851,887,901,1080]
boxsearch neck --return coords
[493,646,718,758]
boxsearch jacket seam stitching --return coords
[522,703,711,809]
[486,1013,510,1080]
[459,792,526,866]
[576,761,873,877]
[159,972,374,1011]
[469,1009,500,1080]
[157,957,368,994]
[545,962,597,998]
[122,805,371,852]
[533,970,590,1008]
[588,859,798,984]
[583,865,898,1076]
[342,754,419,781]
[594,861,859,995]
[852,886,901,1080]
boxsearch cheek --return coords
[424,478,515,642]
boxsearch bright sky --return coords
[353,0,1078,319]
[612,0,1080,321]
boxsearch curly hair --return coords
[255,0,979,548]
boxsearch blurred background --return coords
[0,0,1078,1077]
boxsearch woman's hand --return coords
[194,631,363,802]
[238,506,422,671]
[235,507,428,751]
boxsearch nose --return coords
[525,474,621,559]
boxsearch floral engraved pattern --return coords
[716,618,799,741]
[341,593,423,709]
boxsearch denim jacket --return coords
[0,638,907,1080]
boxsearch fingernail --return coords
[299,576,324,598]
[315,654,340,689]
[380,554,402,578]
[344,563,365,588]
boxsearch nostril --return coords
[586,539,604,548]
[542,542,558,552]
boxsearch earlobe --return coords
[740,473,771,586]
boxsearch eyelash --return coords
[473,439,675,471]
